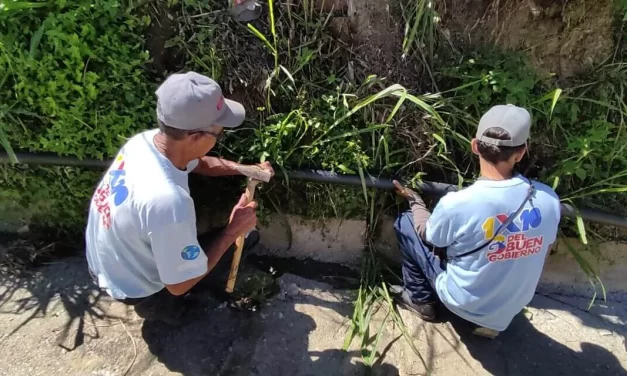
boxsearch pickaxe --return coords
[225,164,273,294]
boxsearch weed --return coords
[0,0,155,227]
[343,246,430,373]
[401,0,440,88]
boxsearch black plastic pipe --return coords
[0,153,110,168]
[3,152,627,228]
[282,169,627,228]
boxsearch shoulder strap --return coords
[451,179,535,260]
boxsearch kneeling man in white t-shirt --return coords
[85,72,273,324]
[393,105,561,336]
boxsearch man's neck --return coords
[478,158,515,181]
[153,132,191,171]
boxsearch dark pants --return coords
[394,210,446,304]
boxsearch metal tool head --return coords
[234,164,272,183]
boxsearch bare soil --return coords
[441,0,616,78]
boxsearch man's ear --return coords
[514,144,528,163]
[471,138,480,156]
[189,132,204,142]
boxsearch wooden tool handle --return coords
[225,180,259,293]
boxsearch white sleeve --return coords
[149,219,208,285]
[186,158,199,172]
[425,193,459,248]
[144,190,207,285]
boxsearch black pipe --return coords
[0,153,110,168]
[3,152,627,228]
[281,169,627,228]
[279,169,459,196]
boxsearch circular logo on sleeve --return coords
[181,245,201,260]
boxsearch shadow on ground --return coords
[139,281,401,376]
[0,258,114,350]
[442,294,627,376]
[0,256,625,376]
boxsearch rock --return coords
[16,225,30,234]
[278,276,301,300]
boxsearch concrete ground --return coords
[0,257,625,376]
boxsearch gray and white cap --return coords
[476,104,531,147]
[156,72,245,130]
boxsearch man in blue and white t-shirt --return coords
[86,72,273,324]
[393,104,561,335]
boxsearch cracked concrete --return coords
[0,258,626,376]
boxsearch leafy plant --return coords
[0,0,155,228]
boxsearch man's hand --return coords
[256,161,275,177]
[226,193,258,237]
[393,180,420,201]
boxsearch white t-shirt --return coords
[85,129,207,299]
[428,175,561,331]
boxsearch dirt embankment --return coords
[321,0,616,81]
[441,0,616,78]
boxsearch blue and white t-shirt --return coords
[85,129,207,299]
[427,175,561,331]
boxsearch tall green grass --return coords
[343,247,430,373]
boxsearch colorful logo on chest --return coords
[181,245,201,260]
[482,208,545,262]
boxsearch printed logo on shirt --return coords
[482,208,544,262]
[93,154,129,229]
[181,245,201,260]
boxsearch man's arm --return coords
[149,193,258,296]
[393,180,458,248]
[192,156,246,177]
[408,194,430,241]
[393,180,431,240]
[164,230,239,295]
[192,157,274,178]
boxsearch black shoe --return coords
[133,294,188,327]
[394,289,437,322]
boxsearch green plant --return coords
[343,247,430,372]
[1,0,154,159]
[401,0,440,88]
[0,0,155,228]
[0,164,101,231]
[551,63,627,204]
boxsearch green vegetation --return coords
[0,0,624,273]
[1,0,155,228]
[1,0,627,370]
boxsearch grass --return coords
[343,246,431,373]
[2,0,627,369]
[401,0,440,89]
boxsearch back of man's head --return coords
[155,72,245,134]
[474,105,530,165]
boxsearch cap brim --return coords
[214,99,245,128]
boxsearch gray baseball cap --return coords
[476,104,531,147]
[156,72,245,130]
